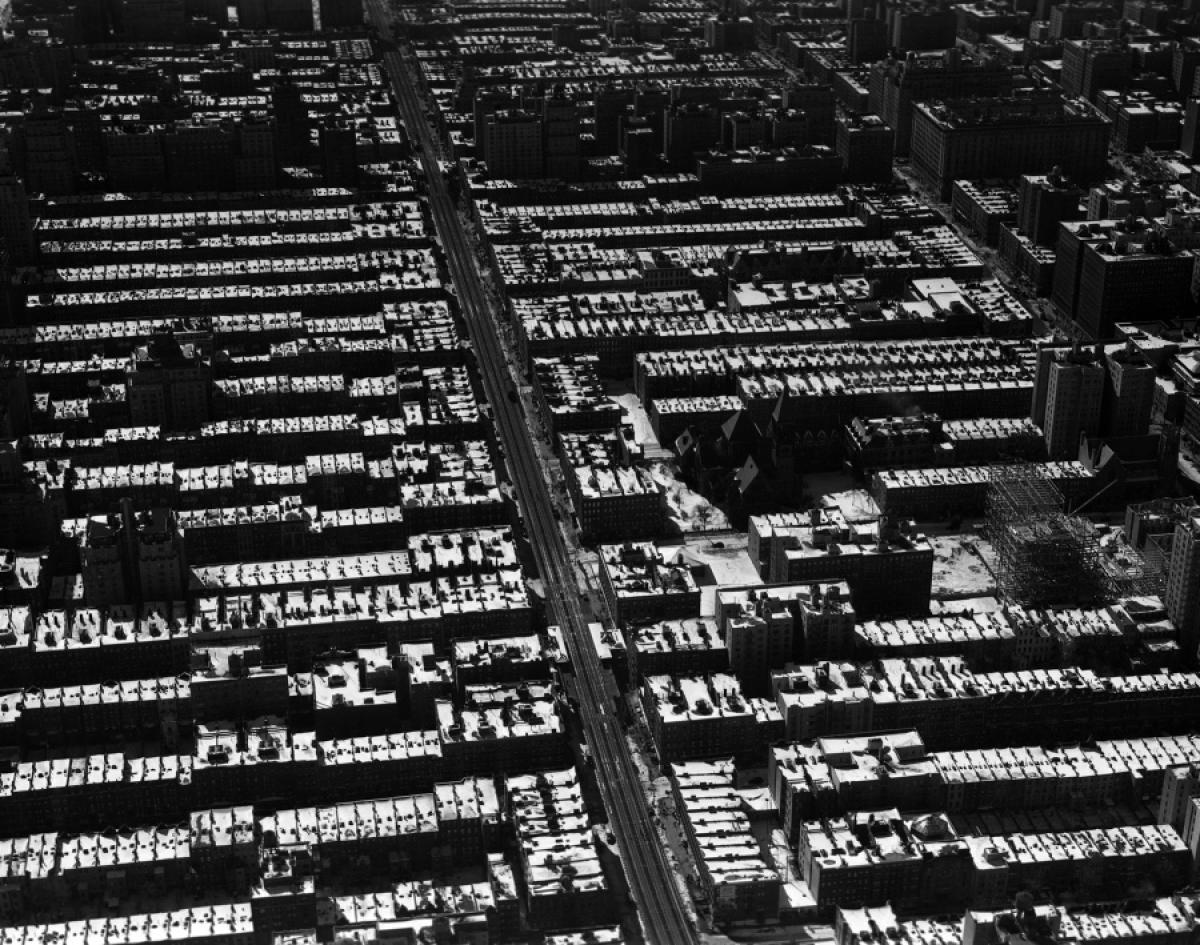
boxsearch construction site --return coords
[987,464,1160,607]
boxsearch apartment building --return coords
[911,95,1110,199]
[671,759,780,921]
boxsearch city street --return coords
[364,4,698,941]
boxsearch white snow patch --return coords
[650,462,730,532]
[930,534,997,599]
[609,388,660,448]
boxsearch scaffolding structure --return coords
[1124,497,1200,588]
[1095,544,1165,601]
[1096,496,1190,601]
[987,464,1105,607]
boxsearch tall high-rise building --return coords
[835,113,894,183]
[910,94,1111,200]
[955,2,1022,40]
[1184,99,1200,162]
[704,15,752,51]
[783,83,834,145]
[473,89,518,148]
[21,113,78,195]
[133,508,188,603]
[118,0,186,39]
[1166,515,1200,664]
[724,112,769,151]
[664,103,721,164]
[235,115,277,191]
[1053,219,1197,340]
[847,13,887,65]
[481,110,544,180]
[237,0,270,29]
[1174,38,1200,98]
[1061,39,1133,101]
[885,4,955,51]
[165,121,237,192]
[868,49,1014,155]
[80,502,188,606]
[543,89,581,181]
[1030,343,1061,428]
[81,515,132,607]
[1104,344,1156,438]
[0,40,72,94]
[1073,237,1196,342]
[319,119,358,187]
[105,124,167,193]
[0,366,30,439]
[593,87,635,153]
[1040,347,1105,459]
[633,85,670,150]
[238,0,312,29]
[770,109,808,148]
[186,0,230,26]
[1049,2,1117,41]
[1052,219,1104,324]
[126,335,212,431]
[272,83,310,162]
[0,174,34,264]
[724,596,795,696]
[74,0,118,41]
[270,0,315,29]
[1159,764,1200,831]
[1017,172,1084,247]
[319,0,362,28]
[620,120,657,172]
